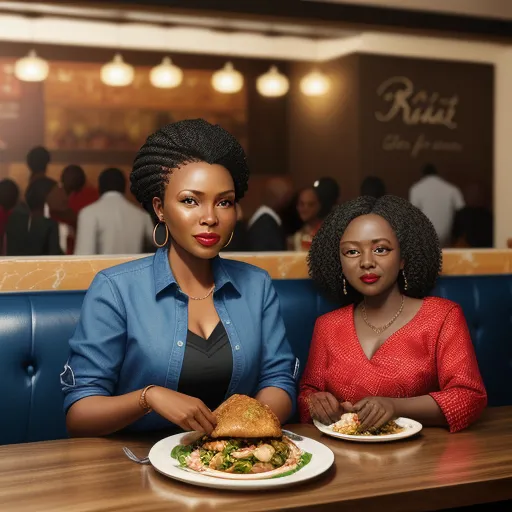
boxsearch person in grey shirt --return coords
[74,167,153,255]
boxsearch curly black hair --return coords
[130,119,249,221]
[308,195,442,305]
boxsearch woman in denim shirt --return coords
[61,119,297,437]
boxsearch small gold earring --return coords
[342,276,348,296]
[402,269,408,291]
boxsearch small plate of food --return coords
[149,394,334,490]
[313,413,422,443]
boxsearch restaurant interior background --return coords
[0,0,511,247]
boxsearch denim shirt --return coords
[61,248,297,431]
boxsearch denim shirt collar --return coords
[153,247,240,297]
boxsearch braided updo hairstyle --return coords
[308,195,442,305]
[130,119,249,221]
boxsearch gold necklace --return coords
[361,295,405,334]
[180,285,215,301]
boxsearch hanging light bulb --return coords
[256,66,289,98]
[100,53,134,87]
[211,62,243,94]
[14,50,49,82]
[150,57,183,89]
[300,70,330,97]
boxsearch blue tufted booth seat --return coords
[1,274,511,445]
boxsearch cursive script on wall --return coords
[382,133,463,158]
[375,76,458,129]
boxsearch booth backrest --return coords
[1,274,511,445]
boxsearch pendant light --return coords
[256,65,289,98]
[211,62,243,94]
[100,53,134,87]
[14,50,49,82]
[300,70,330,97]
[150,57,183,89]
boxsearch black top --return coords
[452,206,494,248]
[5,212,62,256]
[247,213,286,251]
[177,321,233,411]
[221,220,248,252]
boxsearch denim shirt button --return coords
[235,345,240,350]
[226,320,231,325]
[177,341,184,347]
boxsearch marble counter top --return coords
[0,249,510,292]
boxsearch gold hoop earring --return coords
[223,231,234,249]
[342,276,348,296]
[402,269,408,291]
[153,221,169,248]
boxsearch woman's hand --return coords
[307,392,343,425]
[146,387,217,434]
[353,396,396,431]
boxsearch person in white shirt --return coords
[74,167,153,255]
[409,164,465,247]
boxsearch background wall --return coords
[288,54,361,201]
[0,43,291,219]
[359,54,494,203]
[1,32,509,244]
[288,52,494,205]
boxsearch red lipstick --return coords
[194,233,221,247]
[360,273,380,284]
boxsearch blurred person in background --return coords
[288,186,328,252]
[313,176,340,213]
[0,178,19,254]
[247,176,294,251]
[61,164,99,217]
[58,164,99,253]
[21,146,57,215]
[360,176,386,198]
[409,163,464,247]
[26,146,54,189]
[24,146,78,251]
[74,167,153,255]
[452,182,493,248]
[5,178,62,256]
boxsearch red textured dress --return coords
[298,297,487,432]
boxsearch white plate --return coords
[148,432,334,490]
[313,417,423,443]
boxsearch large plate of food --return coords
[313,413,422,443]
[149,395,334,490]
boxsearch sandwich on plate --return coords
[171,394,311,480]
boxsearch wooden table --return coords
[0,407,511,512]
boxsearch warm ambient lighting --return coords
[14,50,49,82]
[300,70,330,97]
[100,53,134,87]
[149,57,183,89]
[211,62,243,94]
[256,65,289,97]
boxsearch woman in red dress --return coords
[299,195,487,432]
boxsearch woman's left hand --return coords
[353,396,396,431]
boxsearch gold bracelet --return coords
[139,385,156,414]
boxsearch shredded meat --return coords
[202,440,228,452]
[185,450,204,472]
[251,462,274,473]
[231,446,256,459]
